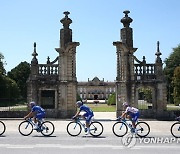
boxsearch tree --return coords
[7,61,30,99]
[173,66,180,105]
[0,52,21,106]
[164,44,180,103]
[107,93,116,105]
[0,75,20,99]
[138,88,152,103]
[0,52,6,75]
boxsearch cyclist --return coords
[73,101,94,135]
[24,101,45,130]
[119,102,139,133]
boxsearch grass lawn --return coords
[86,103,180,112]
[86,103,116,112]
[11,106,28,111]
[167,104,180,111]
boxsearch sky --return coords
[0,0,180,82]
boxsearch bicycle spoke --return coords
[136,122,150,137]
[89,122,103,137]
[112,122,128,137]
[18,121,33,136]
[40,121,55,136]
[67,122,81,136]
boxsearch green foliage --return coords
[0,75,20,99]
[0,52,6,75]
[0,52,20,105]
[107,93,116,105]
[164,44,180,103]
[138,88,152,103]
[173,66,180,105]
[7,61,30,99]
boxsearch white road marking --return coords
[8,146,34,149]
[0,144,179,149]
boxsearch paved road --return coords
[0,119,180,154]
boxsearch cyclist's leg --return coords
[86,114,94,127]
[33,117,37,123]
[82,113,88,126]
[131,112,140,129]
[36,112,45,126]
[85,114,93,134]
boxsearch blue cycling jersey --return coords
[32,106,45,113]
[80,105,94,116]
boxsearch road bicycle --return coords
[67,117,103,137]
[0,121,6,136]
[112,118,150,137]
[18,118,55,136]
[170,116,180,138]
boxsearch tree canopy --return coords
[173,66,180,105]
[0,53,20,103]
[0,52,6,75]
[0,52,30,105]
[164,44,180,104]
[107,93,116,105]
[7,61,30,99]
[164,45,180,82]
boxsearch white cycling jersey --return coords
[125,106,139,114]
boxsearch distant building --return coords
[77,77,115,100]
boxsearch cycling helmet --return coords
[29,101,36,107]
[123,102,129,107]
[76,101,83,107]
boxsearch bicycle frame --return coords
[73,117,96,133]
[26,118,35,126]
[73,118,88,131]
[119,118,141,132]
[25,118,44,131]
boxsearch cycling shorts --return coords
[130,112,139,122]
[83,113,94,123]
[35,112,45,120]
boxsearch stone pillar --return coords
[55,11,79,118]
[155,41,167,111]
[113,11,137,117]
[27,42,39,104]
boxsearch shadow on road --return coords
[82,135,106,139]
[32,135,57,138]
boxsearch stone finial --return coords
[47,56,50,64]
[121,10,133,28]
[31,42,38,64]
[155,41,162,63]
[60,11,72,29]
[142,56,146,63]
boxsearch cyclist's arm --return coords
[24,111,35,119]
[73,110,81,118]
[120,111,127,119]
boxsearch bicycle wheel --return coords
[40,121,55,136]
[89,121,103,137]
[0,121,6,136]
[18,121,33,136]
[136,121,150,137]
[171,122,180,138]
[67,122,82,136]
[112,122,128,137]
